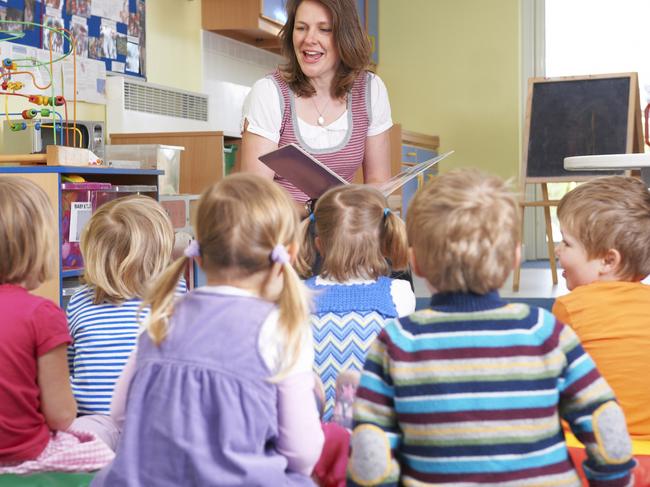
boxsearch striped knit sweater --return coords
[348,291,635,486]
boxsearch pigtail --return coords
[144,256,188,346]
[269,257,312,382]
[294,216,318,279]
[380,211,409,270]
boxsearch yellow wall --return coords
[146,0,203,92]
[378,0,521,179]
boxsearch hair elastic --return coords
[271,244,290,265]
[383,208,391,217]
[309,213,315,222]
[184,240,200,258]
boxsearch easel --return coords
[512,73,643,292]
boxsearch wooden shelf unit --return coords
[0,166,162,306]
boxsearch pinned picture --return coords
[116,33,127,57]
[88,37,101,59]
[67,0,91,18]
[24,0,35,26]
[99,23,117,59]
[126,41,139,73]
[42,15,64,52]
[128,11,140,37]
[70,19,89,58]
[45,0,62,8]
[119,0,129,24]
[0,7,23,33]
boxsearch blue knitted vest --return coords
[306,276,398,421]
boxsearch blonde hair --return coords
[557,175,650,280]
[296,184,408,280]
[146,174,311,378]
[0,177,56,287]
[406,169,520,294]
[81,195,174,304]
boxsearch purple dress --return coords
[92,290,315,486]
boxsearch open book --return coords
[258,143,454,199]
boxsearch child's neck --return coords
[204,269,269,297]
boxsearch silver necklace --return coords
[311,96,331,126]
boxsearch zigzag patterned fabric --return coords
[306,276,398,421]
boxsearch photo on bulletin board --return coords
[0,0,146,79]
[67,0,91,17]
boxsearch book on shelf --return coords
[258,143,453,199]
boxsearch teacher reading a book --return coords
[240,0,393,214]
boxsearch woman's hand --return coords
[362,130,392,184]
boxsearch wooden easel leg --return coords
[512,202,525,292]
[541,183,558,285]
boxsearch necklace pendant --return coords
[317,115,325,126]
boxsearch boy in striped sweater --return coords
[347,169,635,486]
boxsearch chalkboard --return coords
[523,73,641,182]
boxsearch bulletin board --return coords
[0,0,146,79]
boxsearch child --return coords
[67,195,175,417]
[348,169,635,486]
[296,184,414,422]
[553,175,650,481]
[92,174,324,486]
[0,177,113,474]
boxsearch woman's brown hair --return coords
[296,184,408,281]
[279,0,371,99]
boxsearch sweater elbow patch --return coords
[349,424,393,485]
[593,401,633,463]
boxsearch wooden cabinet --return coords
[0,166,161,306]
[388,124,440,216]
[202,0,284,53]
[110,132,230,196]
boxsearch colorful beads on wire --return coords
[21,108,38,119]
[2,58,16,70]
[10,121,27,131]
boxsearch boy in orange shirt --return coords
[553,175,650,482]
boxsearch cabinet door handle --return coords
[406,151,417,157]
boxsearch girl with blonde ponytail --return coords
[94,174,323,487]
[296,184,415,425]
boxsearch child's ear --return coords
[287,241,299,264]
[600,248,622,275]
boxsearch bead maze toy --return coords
[0,17,91,164]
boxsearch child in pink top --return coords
[0,177,113,474]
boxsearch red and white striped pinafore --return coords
[270,70,370,203]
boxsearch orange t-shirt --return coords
[553,281,650,441]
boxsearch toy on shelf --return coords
[0,18,81,153]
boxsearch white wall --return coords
[201,32,283,136]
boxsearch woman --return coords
[240,0,393,213]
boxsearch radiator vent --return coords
[123,80,208,122]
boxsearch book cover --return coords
[259,143,453,199]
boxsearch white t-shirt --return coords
[314,275,416,318]
[241,73,393,150]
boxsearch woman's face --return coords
[292,0,341,86]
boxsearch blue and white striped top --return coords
[67,280,186,415]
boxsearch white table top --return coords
[564,153,650,184]
[564,153,650,170]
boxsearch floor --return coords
[413,259,568,311]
